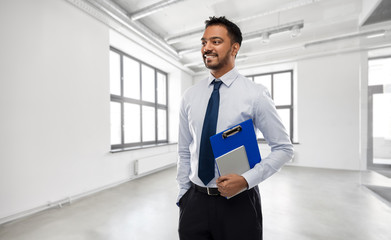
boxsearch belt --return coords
[192,183,220,196]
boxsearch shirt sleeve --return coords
[242,86,294,189]
[176,95,192,203]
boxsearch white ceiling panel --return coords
[70,0,391,74]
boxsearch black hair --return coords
[205,16,243,46]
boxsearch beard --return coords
[203,48,232,70]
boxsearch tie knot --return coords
[213,80,223,90]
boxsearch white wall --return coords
[292,52,362,170]
[359,52,369,172]
[0,0,191,222]
[259,52,363,170]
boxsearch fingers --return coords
[216,180,227,192]
[216,174,236,183]
[216,176,229,184]
[218,185,233,198]
[217,184,230,197]
[216,174,248,198]
[216,176,228,196]
[216,174,235,197]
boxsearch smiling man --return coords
[177,16,294,240]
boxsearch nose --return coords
[202,41,213,53]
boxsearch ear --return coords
[231,42,240,57]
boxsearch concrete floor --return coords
[1,166,391,240]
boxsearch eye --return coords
[213,40,222,45]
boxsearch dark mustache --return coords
[204,50,217,56]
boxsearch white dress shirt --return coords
[176,67,294,203]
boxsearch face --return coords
[201,25,238,72]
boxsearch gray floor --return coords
[1,166,391,240]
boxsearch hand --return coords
[216,174,249,198]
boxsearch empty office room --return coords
[1,0,391,239]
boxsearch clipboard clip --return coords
[222,125,242,139]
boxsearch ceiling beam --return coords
[304,29,386,48]
[130,0,187,21]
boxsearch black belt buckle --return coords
[207,187,219,196]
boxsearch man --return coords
[177,16,294,240]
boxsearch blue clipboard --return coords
[210,119,261,169]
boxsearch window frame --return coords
[247,70,294,142]
[110,46,169,150]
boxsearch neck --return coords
[210,64,235,79]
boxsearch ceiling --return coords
[69,0,391,75]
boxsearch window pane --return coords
[256,128,265,140]
[142,106,156,142]
[110,51,121,95]
[277,108,291,137]
[368,58,391,86]
[254,75,271,94]
[158,109,167,141]
[372,93,391,164]
[273,72,292,105]
[157,72,167,105]
[123,57,140,99]
[124,103,140,143]
[142,65,155,102]
[110,102,121,145]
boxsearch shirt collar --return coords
[207,67,239,87]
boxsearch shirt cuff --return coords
[176,186,191,204]
[242,169,259,190]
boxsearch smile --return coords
[204,54,217,59]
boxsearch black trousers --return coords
[178,184,262,240]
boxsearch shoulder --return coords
[183,77,208,98]
[234,74,270,98]
[180,77,209,107]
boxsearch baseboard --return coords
[0,164,176,226]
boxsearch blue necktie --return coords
[198,80,223,185]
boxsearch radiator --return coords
[134,151,177,176]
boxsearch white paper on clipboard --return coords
[215,145,250,176]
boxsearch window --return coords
[109,47,168,150]
[247,70,294,142]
